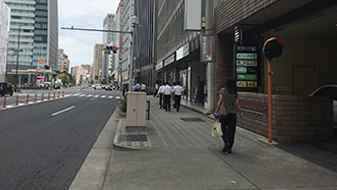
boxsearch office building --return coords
[4,0,58,86]
[0,0,10,82]
[92,44,104,83]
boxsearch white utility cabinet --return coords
[126,92,146,127]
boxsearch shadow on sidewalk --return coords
[276,138,337,173]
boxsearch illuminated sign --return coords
[236,81,257,87]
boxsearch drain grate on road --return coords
[126,127,147,133]
[180,118,205,122]
[118,135,148,142]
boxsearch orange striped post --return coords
[26,94,29,104]
[16,95,19,105]
[53,92,55,99]
[34,93,37,102]
[3,96,6,108]
[42,93,44,101]
[48,92,50,100]
[58,91,60,98]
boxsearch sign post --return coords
[263,37,284,143]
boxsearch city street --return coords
[0,87,121,190]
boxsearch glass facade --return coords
[4,0,58,70]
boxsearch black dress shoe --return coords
[222,143,231,153]
[227,149,232,154]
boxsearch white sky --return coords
[58,0,120,68]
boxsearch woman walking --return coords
[214,77,243,153]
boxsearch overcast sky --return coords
[58,0,120,68]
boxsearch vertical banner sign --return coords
[201,35,214,62]
[234,44,259,91]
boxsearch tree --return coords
[58,71,72,85]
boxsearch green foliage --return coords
[58,71,73,85]
[118,97,127,113]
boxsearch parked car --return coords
[101,85,106,90]
[0,82,13,96]
[309,85,337,129]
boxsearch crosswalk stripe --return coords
[108,96,113,99]
[101,95,106,98]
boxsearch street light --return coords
[128,15,139,92]
[13,25,23,92]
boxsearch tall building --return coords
[121,0,133,85]
[57,48,69,73]
[133,0,155,89]
[111,0,124,87]
[0,0,10,82]
[101,14,114,83]
[92,44,104,83]
[4,0,58,86]
[103,14,114,44]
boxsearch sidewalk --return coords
[70,95,337,190]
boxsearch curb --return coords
[113,119,151,150]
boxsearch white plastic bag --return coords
[212,119,223,138]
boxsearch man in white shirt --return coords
[162,82,172,112]
[154,83,159,97]
[172,82,184,112]
[157,83,165,108]
[141,82,146,92]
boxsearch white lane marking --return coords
[73,93,80,96]
[51,106,75,117]
[79,94,86,97]
[116,96,120,99]
[87,94,93,97]
[101,95,106,98]
[94,95,99,98]
[108,96,113,99]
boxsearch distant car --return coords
[95,84,102,90]
[101,85,106,90]
[0,82,13,96]
[105,85,112,91]
[309,85,337,129]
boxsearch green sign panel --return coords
[236,74,257,81]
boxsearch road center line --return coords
[51,106,75,116]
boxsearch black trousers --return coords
[174,95,181,111]
[159,93,163,108]
[220,113,237,149]
[163,95,171,111]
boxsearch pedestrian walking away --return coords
[172,82,184,112]
[162,82,172,112]
[171,82,176,108]
[154,83,159,97]
[157,83,165,109]
[214,77,243,154]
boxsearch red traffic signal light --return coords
[112,46,118,54]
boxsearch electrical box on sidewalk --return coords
[126,92,146,127]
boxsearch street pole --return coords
[14,25,22,92]
[128,15,139,92]
[128,28,134,92]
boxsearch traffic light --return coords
[112,46,117,54]
[105,46,118,54]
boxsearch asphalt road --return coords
[0,87,120,190]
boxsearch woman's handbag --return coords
[214,103,227,119]
[212,119,223,138]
